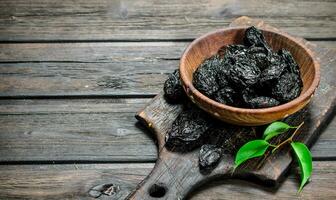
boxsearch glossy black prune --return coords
[165,108,210,151]
[272,73,303,102]
[193,55,223,97]
[245,96,280,108]
[199,144,222,172]
[244,26,270,51]
[213,86,237,106]
[278,49,301,76]
[227,58,260,88]
[247,46,270,70]
[163,69,186,103]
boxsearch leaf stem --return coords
[271,121,304,153]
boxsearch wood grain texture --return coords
[129,18,336,199]
[0,98,158,162]
[0,162,335,199]
[0,98,334,163]
[0,41,334,97]
[0,0,335,41]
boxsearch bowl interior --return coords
[181,28,317,108]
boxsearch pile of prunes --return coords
[162,26,302,173]
[164,69,259,173]
[193,26,303,108]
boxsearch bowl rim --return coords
[179,26,320,114]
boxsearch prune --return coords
[278,49,301,76]
[199,144,222,172]
[259,61,286,84]
[213,86,236,105]
[245,96,280,108]
[163,69,186,103]
[244,26,270,51]
[165,108,210,151]
[193,55,223,97]
[227,58,260,88]
[272,73,302,102]
[248,46,269,70]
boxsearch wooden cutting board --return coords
[127,17,336,200]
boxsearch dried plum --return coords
[227,58,260,88]
[244,26,270,51]
[165,108,210,151]
[272,73,303,102]
[279,49,301,76]
[248,46,270,70]
[245,96,280,108]
[193,55,223,97]
[213,86,237,105]
[259,61,286,84]
[199,144,222,172]
[163,69,186,103]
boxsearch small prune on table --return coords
[193,55,223,97]
[165,108,210,151]
[245,96,280,108]
[272,72,303,102]
[163,69,186,103]
[199,144,222,172]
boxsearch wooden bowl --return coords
[179,27,320,126]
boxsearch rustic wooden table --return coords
[0,1,335,199]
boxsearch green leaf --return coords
[263,121,291,141]
[234,140,270,169]
[290,142,313,192]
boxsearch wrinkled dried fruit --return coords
[227,58,260,88]
[163,69,186,103]
[272,73,303,102]
[245,96,280,108]
[213,86,237,105]
[193,56,223,97]
[199,144,223,171]
[165,108,210,151]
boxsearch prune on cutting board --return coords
[259,60,286,84]
[193,55,223,97]
[272,72,303,102]
[199,144,223,172]
[163,69,186,103]
[245,96,280,108]
[165,108,211,151]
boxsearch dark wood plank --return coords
[0,162,335,199]
[0,98,158,162]
[0,98,334,162]
[0,0,335,41]
[0,41,334,97]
